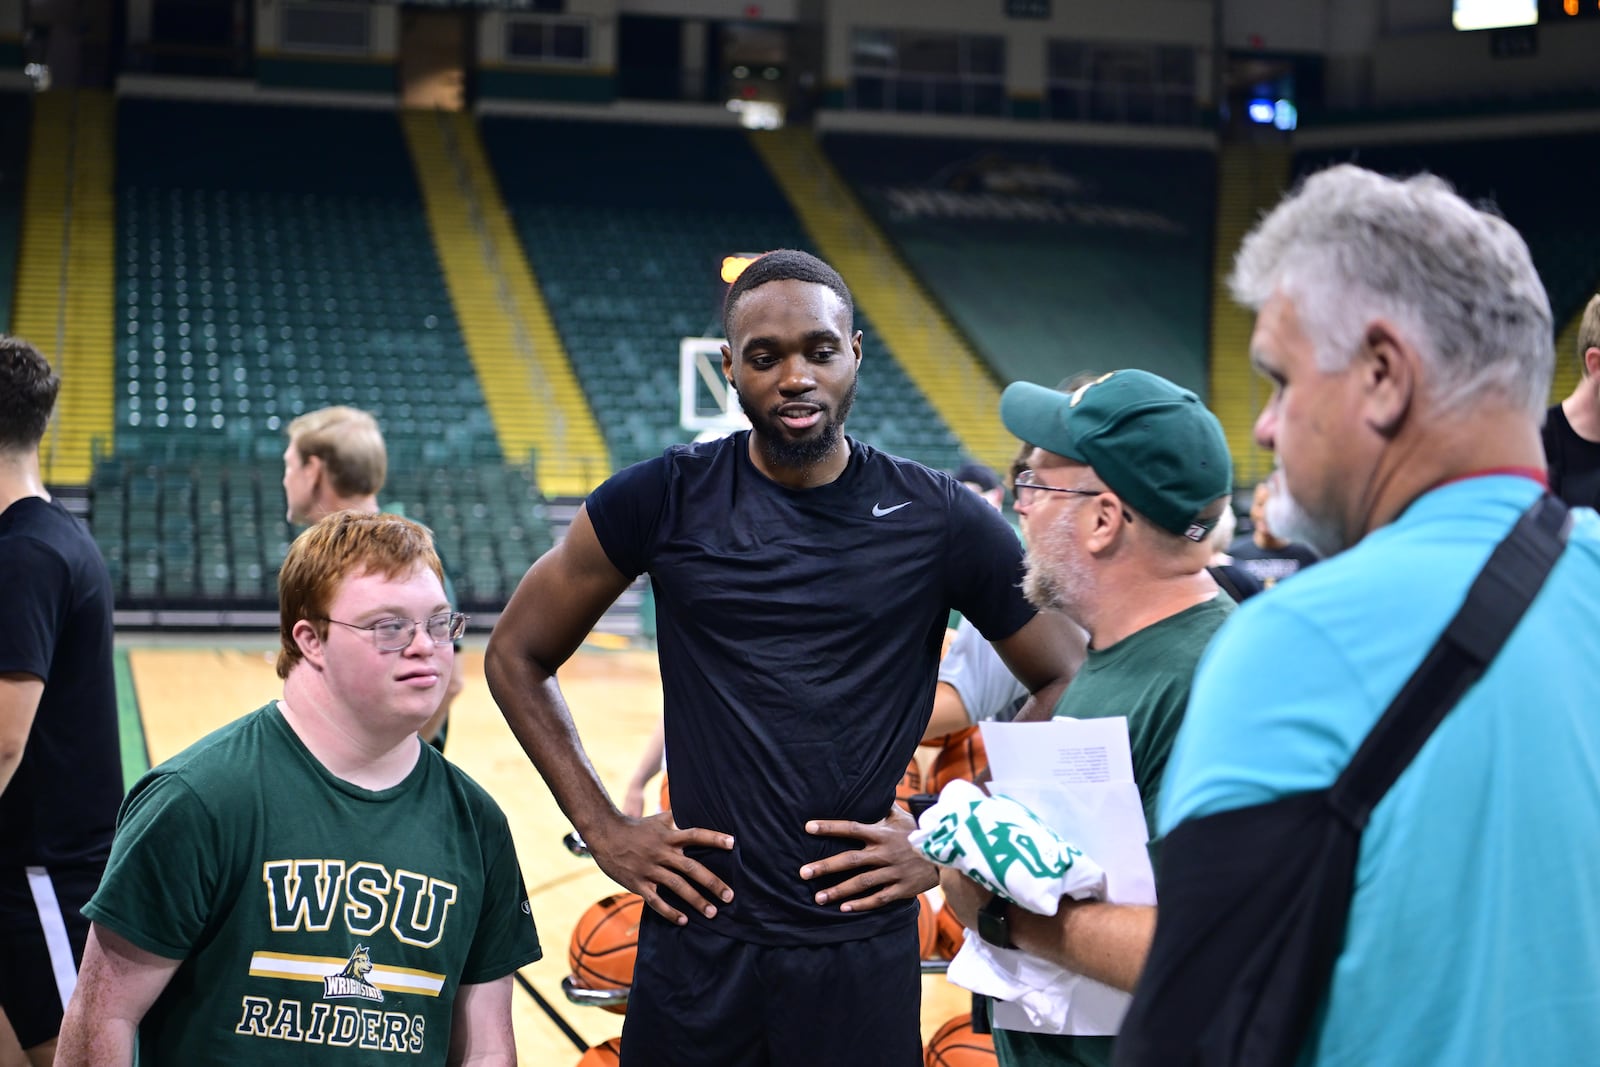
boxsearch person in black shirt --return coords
[486,250,1084,1066]
[0,337,119,1067]
[1543,293,1600,509]
[1227,476,1319,588]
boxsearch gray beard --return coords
[1022,525,1095,626]
[1264,489,1335,559]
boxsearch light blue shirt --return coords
[1162,475,1600,1067]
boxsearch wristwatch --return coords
[977,894,1016,950]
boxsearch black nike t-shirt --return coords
[587,432,1035,944]
[0,497,120,868]
[1543,402,1600,510]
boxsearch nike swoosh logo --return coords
[872,501,912,517]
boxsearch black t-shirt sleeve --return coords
[944,487,1035,642]
[585,456,672,579]
[0,535,67,679]
[1542,410,1565,496]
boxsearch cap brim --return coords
[1000,381,1089,464]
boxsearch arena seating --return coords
[96,99,551,610]
[89,454,552,610]
[479,116,966,472]
[821,132,1215,398]
[114,99,498,465]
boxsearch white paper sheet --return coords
[982,715,1136,785]
[974,718,1156,1037]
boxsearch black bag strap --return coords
[1207,564,1247,604]
[1329,493,1571,829]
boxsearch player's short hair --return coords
[1577,294,1600,378]
[286,406,387,500]
[0,337,60,451]
[722,249,854,341]
[276,511,444,678]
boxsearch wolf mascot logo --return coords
[323,944,384,1002]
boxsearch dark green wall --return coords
[256,56,396,93]
[478,67,615,103]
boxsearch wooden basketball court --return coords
[123,640,971,1065]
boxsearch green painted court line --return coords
[114,648,150,791]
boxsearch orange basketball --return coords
[916,892,939,959]
[929,726,987,792]
[895,756,923,813]
[935,900,967,960]
[575,1037,622,1066]
[924,1013,997,1067]
[568,893,643,1015]
[658,773,671,814]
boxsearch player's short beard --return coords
[736,373,858,471]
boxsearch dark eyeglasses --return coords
[1013,470,1134,523]
[1013,469,1111,503]
[320,611,468,651]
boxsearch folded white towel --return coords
[948,936,1131,1035]
[908,779,1107,914]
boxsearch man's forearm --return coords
[55,1013,135,1067]
[1011,899,1156,993]
[1010,674,1071,724]
[483,655,619,839]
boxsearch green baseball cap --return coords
[1000,370,1233,542]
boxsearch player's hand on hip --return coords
[587,812,735,925]
[800,803,939,912]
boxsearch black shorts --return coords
[0,862,101,1048]
[620,910,922,1067]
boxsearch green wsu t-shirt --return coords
[85,703,541,1064]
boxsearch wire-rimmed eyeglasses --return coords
[320,611,468,651]
[1012,470,1134,524]
[1012,469,1111,504]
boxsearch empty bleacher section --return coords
[822,132,1216,406]
[89,454,553,609]
[97,98,552,613]
[1294,131,1600,407]
[16,89,116,485]
[401,109,610,497]
[479,116,967,473]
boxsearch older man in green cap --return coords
[939,368,1234,1067]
